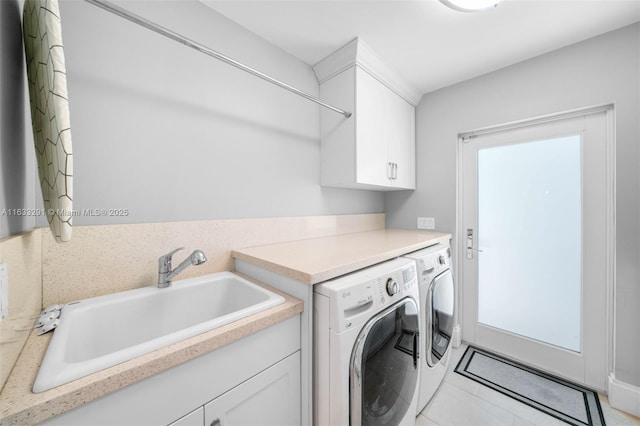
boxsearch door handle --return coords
[466,229,483,259]
[412,332,418,368]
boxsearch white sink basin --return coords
[33,272,285,393]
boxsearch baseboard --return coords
[452,325,462,349]
[608,373,640,417]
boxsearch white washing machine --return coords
[403,243,454,414]
[314,258,421,426]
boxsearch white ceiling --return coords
[201,0,640,95]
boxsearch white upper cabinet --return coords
[314,38,420,191]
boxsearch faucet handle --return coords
[160,247,185,259]
[158,247,185,271]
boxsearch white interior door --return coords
[460,108,613,391]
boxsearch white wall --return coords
[0,0,36,238]
[26,0,381,228]
[386,23,640,387]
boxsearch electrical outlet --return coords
[0,263,7,320]
[417,217,435,230]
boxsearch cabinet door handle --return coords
[389,162,398,180]
[211,418,222,426]
[388,162,398,180]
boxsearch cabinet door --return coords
[387,92,416,189]
[168,407,204,426]
[355,67,391,187]
[204,352,300,426]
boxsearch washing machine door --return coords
[350,297,419,426]
[426,269,454,367]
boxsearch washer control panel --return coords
[375,261,417,305]
[403,243,452,286]
[386,278,399,296]
[314,257,419,333]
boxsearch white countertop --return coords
[232,229,452,284]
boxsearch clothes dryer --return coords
[403,243,454,414]
[314,258,420,426]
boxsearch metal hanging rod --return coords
[83,0,352,118]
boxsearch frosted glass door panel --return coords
[477,135,581,352]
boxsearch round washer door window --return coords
[350,297,419,425]
[427,270,455,367]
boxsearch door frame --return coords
[454,104,616,389]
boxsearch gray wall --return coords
[0,0,35,238]
[386,23,640,387]
[24,0,381,228]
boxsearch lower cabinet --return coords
[203,353,300,426]
[169,353,300,426]
[40,316,301,426]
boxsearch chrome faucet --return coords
[157,247,207,288]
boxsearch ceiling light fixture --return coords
[439,0,504,12]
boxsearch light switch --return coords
[417,217,435,230]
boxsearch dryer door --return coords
[427,269,455,367]
[350,298,419,426]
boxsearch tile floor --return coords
[417,344,640,426]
